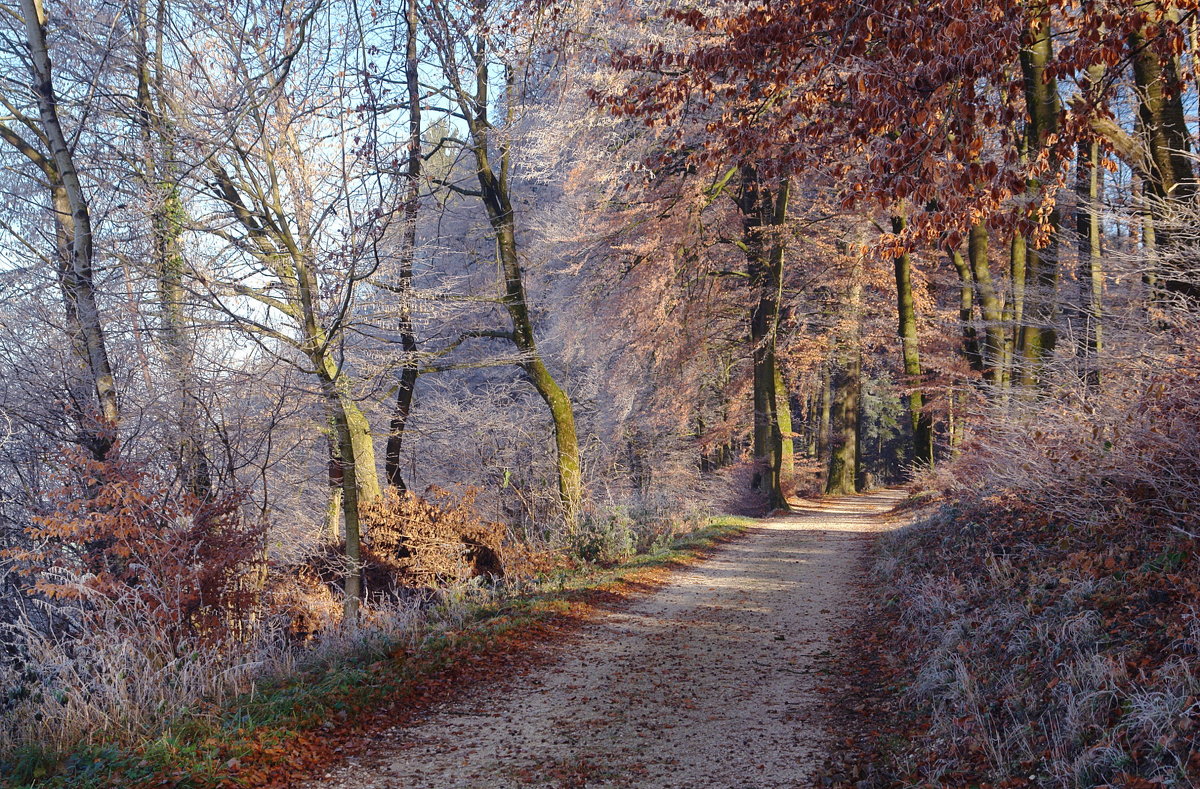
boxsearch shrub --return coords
[568,511,636,565]
[359,487,505,588]
[9,450,261,645]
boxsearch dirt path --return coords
[301,489,906,789]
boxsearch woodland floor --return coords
[297,489,907,789]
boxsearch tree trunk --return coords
[775,366,794,485]
[826,255,862,496]
[384,0,422,492]
[21,0,120,459]
[325,432,343,542]
[818,362,832,461]
[1005,231,1026,394]
[892,216,933,469]
[1130,0,1198,299]
[455,43,583,524]
[967,223,1007,387]
[949,246,983,373]
[740,166,789,509]
[1076,138,1103,390]
[134,0,209,494]
[325,391,363,622]
[1018,1,1062,385]
[825,349,860,496]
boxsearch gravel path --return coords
[301,489,905,788]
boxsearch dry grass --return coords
[863,349,1200,787]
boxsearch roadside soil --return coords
[299,489,907,789]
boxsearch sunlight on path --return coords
[301,490,906,789]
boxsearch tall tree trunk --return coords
[826,256,862,496]
[21,0,120,459]
[1019,1,1062,385]
[740,166,789,509]
[384,0,423,492]
[134,0,209,494]
[775,366,794,485]
[825,349,860,496]
[818,362,832,462]
[949,245,983,374]
[324,391,363,622]
[325,429,342,542]
[1005,231,1026,394]
[1140,177,1161,306]
[1131,0,1198,299]
[487,212,582,522]
[312,346,379,619]
[452,34,583,523]
[1076,138,1103,390]
[967,223,1007,388]
[892,216,933,469]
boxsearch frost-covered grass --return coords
[0,515,752,788]
[875,502,1200,787]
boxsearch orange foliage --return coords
[12,450,262,643]
[358,487,505,587]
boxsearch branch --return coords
[1088,114,1145,175]
[428,328,514,359]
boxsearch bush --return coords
[9,450,260,645]
[944,353,1200,538]
[359,487,505,587]
[568,511,636,565]
[267,487,508,640]
[869,356,1200,786]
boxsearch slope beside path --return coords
[300,489,907,789]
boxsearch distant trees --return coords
[0,0,1198,641]
[595,0,1200,494]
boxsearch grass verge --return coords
[2,516,754,789]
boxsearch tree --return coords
[0,0,121,460]
[164,0,400,617]
[424,0,583,523]
[892,215,934,468]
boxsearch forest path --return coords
[301,488,907,789]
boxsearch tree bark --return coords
[1130,0,1198,299]
[818,362,832,462]
[825,349,860,496]
[775,366,794,485]
[20,0,120,459]
[826,254,862,496]
[384,0,423,492]
[892,216,933,469]
[948,246,983,374]
[967,223,1008,389]
[739,166,789,509]
[442,8,583,523]
[1075,138,1103,390]
[134,0,209,494]
[1018,1,1062,385]
[324,390,363,622]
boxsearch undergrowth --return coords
[0,515,753,789]
[850,360,1200,788]
[874,501,1199,787]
